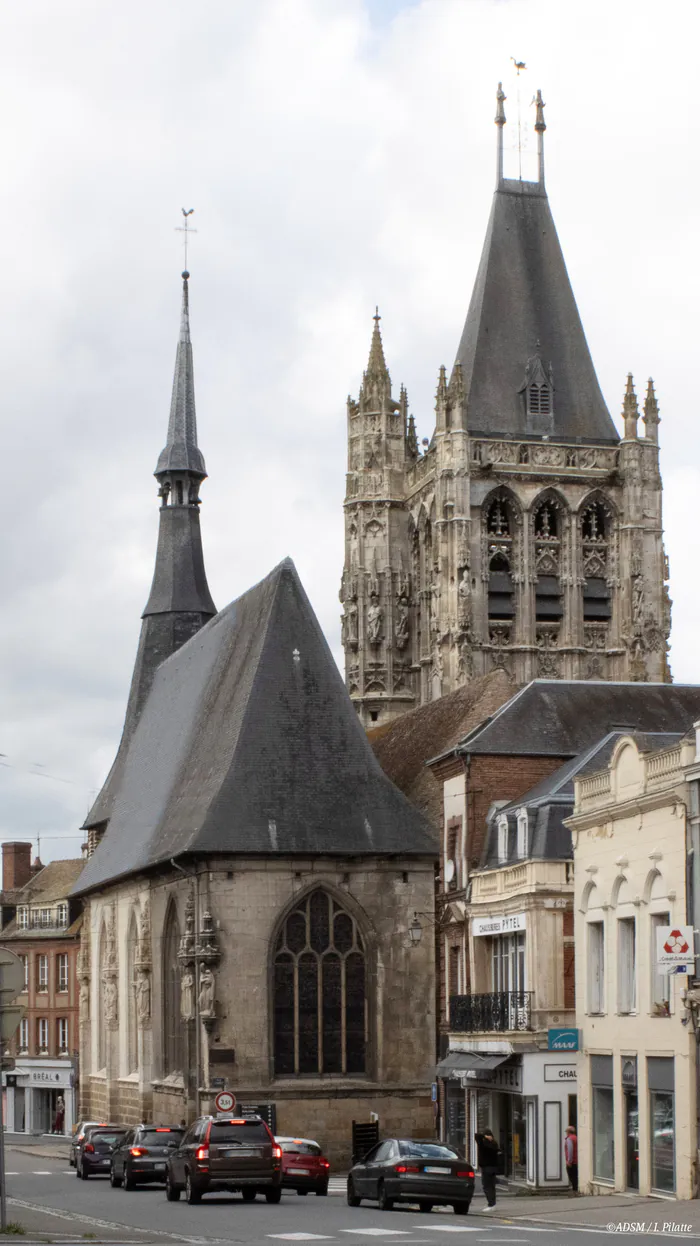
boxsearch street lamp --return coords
[408,912,423,946]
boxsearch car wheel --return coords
[185,1172,202,1204]
[123,1168,135,1192]
[79,1161,89,1181]
[346,1176,361,1207]
[315,1183,328,1196]
[377,1181,394,1212]
[241,1188,256,1202]
[419,1201,434,1213]
[265,1188,282,1204]
[109,1166,121,1188]
[165,1173,181,1202]
[453,1200,471,1215]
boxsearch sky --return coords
[1,0,698,860]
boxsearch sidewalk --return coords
[471,1191,700,1234]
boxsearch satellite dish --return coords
[445,859,455,885]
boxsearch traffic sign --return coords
[0,950,24,1005]
[214,1090,235,1114]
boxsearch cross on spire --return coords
[176,208,197,273]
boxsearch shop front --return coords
[3,1060,75,1135]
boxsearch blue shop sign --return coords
[548,1027,579,1051]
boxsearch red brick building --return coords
[0,843,84,1133]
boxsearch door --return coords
[365,1141,395,1197]
[118,1130,134,1178]
[353,1143,380,1196]
[625,1091,639,1190]
[177,1123,201,1183]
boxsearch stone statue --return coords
[180,968,195,1021]
[136,970,151,1024]
[103,977,117,1027]
[199,965,216,1019]
[79,979,90,1020]
[395,596,409,650]
[366,595,383,644]
[632,577,644,627]
[104,913,117,970]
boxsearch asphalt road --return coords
[2,1148,695,1245]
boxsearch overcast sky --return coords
[1,0,698,861]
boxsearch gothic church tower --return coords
[341,87,671,727]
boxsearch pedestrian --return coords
[53,1096,65,1135]
[474,1129,501,1210]
[564,1126,578,1192]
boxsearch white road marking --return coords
[413,1229,482,1234]
[31,1170,52,1174]
[339,1232,413,1237]
[267,1236,334,1242]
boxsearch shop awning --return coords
[436,1051,509,1078]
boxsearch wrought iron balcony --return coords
[449,991,533,1033]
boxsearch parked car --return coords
[275,1136,330,1196]
[110,1125,184,1189]
[165,1114,282,1205]
[70,1121,106,1167]
[346,1138,475,1214]
[75,1125,127,1180]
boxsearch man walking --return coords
[474,1129,501,1210]
[564,1125,578,1192]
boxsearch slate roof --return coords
[74,560,435,897]
[455,180,619,443]
[479,730,687,869]
[368,670,516,835]
[438,680,700,762]
[1,859,85,907]
[155,275,206,476]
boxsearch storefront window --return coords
[648,1057,674,1193]
[622,1058,638,1190]
[591,1054,614,1182]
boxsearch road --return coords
[2,1148,695,1244]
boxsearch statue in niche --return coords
[366,594,383,644]
[395,596,409,650]
[79,979,90,1020]
[632,577,644,628]
[199,965,216,1019]
[103,977,118,1027]
[180,968,195,1021]
[136,970,151,1024]
[458,568,471,628]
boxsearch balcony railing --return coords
[449,991,533,1033]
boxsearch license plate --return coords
[424,1166,449,1174]
[293,1168,310,1175]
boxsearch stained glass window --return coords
[273,890,366,1076]
[163,904,183,1076]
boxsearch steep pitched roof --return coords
[74,560,435,896]
[368,670,516,834]
[6,859,85,904]
[455,180,619,443]
[445,680,700,761]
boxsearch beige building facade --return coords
[570,733,697,1199]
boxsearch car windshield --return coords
[139,1129,183,1147]
[91,1132,125,1149]
[399,1142,459,1159]
[279,1141,321,1156]
[210,1121,269,1144]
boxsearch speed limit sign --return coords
[214,1090,236,1114]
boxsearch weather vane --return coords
[176,208,197,272]
[510,58,527,180]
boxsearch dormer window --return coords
[57,903,68,928]
[497,815,509,865]
[517,808,529,859]
[519,351,554,428]
[17,907,28,931]
[528,382,551,416]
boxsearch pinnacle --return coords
[365,306,390,383]
[644,377,660,422]
[622,372,639,417]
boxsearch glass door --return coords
[624,1090,639,1190]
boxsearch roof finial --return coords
[176,208,196,273]
[495,82,506,187]
[534,90,546,186]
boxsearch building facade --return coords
[570,732,697,1199]
[73,275,438,1166]
[341,87,670,727]
[0,844,84,1134]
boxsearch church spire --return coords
[82,269,216,836]
[359,307,392,410]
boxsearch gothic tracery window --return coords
[533,498,563,622]
[580,499,612,622]
[98,923,108,1071]
[126,911,138,1075]
[162,903,183,1076]
[273,890,366,1078]
[485,496,515,624]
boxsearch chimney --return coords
[2,842,33,892]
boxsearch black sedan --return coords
[110,1125,184,1189]
[76,1126,127,1179]
[347,1138,474,1214]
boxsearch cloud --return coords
[1,0,698,854]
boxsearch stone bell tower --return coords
[341,85,671,727]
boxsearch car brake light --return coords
[196,1146,209,1161]
[320,1159,330,1168]
[272,1146,282,1159]
[84,1144,94,1153]
[155,1128,171,1133]
[130,1147,145,1157]
[457,1169,474,1178]
[395,1163,419,1174]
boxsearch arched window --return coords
[497,816,509,864]
[528,383,551,416]
[162,904,183,1076]
[273,890,366,1078]
[517,809,529,859]
[533,498,563,621]
[488,551,514,619]
[126,911,138,1075]
[98,923,108,1071]
[581,499,612,622]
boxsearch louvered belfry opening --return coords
[528,382,551,416]
[534,499,562,621]
[273,889,367,1078]
[486,497,515,621]
[581,500,612,621]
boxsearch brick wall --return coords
[467,754,566,868]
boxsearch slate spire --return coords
[83,271,216,837]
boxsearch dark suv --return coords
[165,1115,282,1204]
[75,1126,127,1179]
[110,1125,184,1189]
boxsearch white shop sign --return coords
[11,1066,72,1087]
[544,1064,577,1083]
[472,912,526,937]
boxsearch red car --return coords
[275,1136,330,1195]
